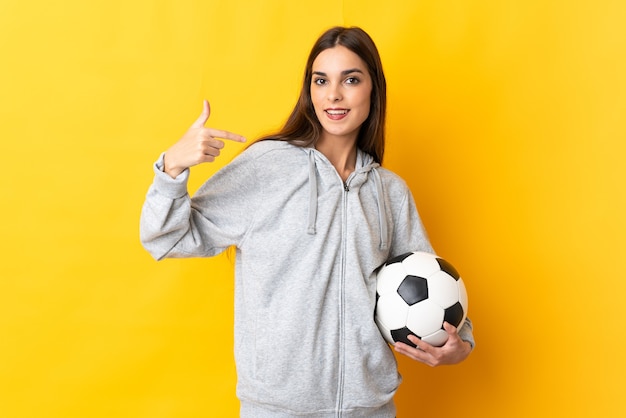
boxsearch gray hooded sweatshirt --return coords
[140,140,474,417]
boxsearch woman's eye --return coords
[314,78,327,85]
[345,77,360,85]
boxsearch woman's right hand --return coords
[163,100,246,178]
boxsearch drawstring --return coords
[306,148,388,250]
[371,167,389,250]
[307,150,318,235]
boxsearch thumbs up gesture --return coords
[163,100,247,178]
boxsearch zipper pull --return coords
[343,182,349,192]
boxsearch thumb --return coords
[443,321,458,335]
[190,99,211,128]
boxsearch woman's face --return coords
[310,45,372,144]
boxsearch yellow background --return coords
[1,0,625,417]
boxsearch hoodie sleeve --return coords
[458,317,475,349]
[140,150,261,260]
[388,186,434,256]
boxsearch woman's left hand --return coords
[393,322,472,367]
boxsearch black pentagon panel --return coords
[391,327,419,348]
[397,275,428,305]
[384,252,413,266]
[436,257,460,280]
[443,302,465,328]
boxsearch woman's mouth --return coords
[325,108,349,120]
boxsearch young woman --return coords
[141,26,474,417]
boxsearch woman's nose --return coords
[328,85,342,102]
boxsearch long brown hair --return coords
[260,26,387,164]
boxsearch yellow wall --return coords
[1,1,625,417]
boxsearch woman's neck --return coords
[315,136,358,182]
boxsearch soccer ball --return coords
[375,251,468,347]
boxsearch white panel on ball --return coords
[375,292,409,330]
[458,278,469,313]
[427,270,461,308]
[405,300,444,337]
[402,251,440,277]
[376,263,408,296]
[421,329,449,347]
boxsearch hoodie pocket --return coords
[252,306,339,410]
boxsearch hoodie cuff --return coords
[151,152,190,199]
[458,317,475,350]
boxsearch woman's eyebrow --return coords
[312,68,364,77]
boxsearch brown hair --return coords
[260,26,387,164]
